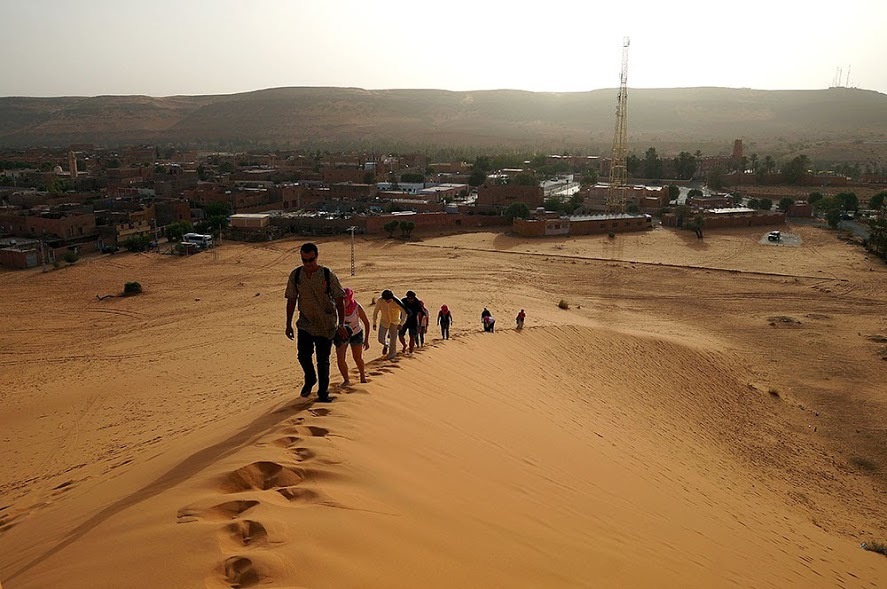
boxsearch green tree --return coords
[626,154,641,176]
[808,192,824,205]
[473,155,492,173]
[707,166,726,191]
[869,191,886,210]
[686,214,705,238]
[758,198,773,211]
[673,151,697,180]
[866,213,887,257]
[400,173,425,184]
[511,173,538,186]
[218,161,235,174]
[504,201,530,221]
[687,188,703,198]
[747,198,760,209]
[782,155,810,184]
[674,204,691,228]
[543,197,562,212]
[749,153,759,172]
[363,171,376,184]
[399,220,415,238]
[383,220,399,238]
[580,170,598,186]
[667,184,680,201]
[778,197,795,212]
[565,193,585,214]
[835,191,859,212]
[814,196,842,227]
[165,221,192,242]
[626,203,640,214]
[825,208,842,228]
[468,169,487,187]
[123,235,151,252]
[643,147,663,179]
[204,202,231,217]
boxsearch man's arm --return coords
[335,296,348,340]
[285,298,297,340]
[372,301,381,329]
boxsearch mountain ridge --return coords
[1,86,885,156]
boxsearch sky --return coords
[2,0,885,98]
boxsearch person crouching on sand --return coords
[335,288,370,385]
[483,314,496,333]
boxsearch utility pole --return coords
[607,36,631,214]
[348,226,357,276]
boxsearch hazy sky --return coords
[2,0,885,97]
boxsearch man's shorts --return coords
[335,328,364,347]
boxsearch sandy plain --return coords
[0,223,886,588]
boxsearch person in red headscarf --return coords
[437,304,453,340]
[334,287,370,385]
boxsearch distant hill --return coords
[1,86,886,157]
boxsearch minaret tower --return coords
[68,150,78,179]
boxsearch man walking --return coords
[285,242,347,402]
[373,289,407,360]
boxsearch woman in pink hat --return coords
[334,287,370,385]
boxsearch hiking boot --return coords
[315,393,335,403]
[300,378,316,398]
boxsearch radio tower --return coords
[607,36,630,213]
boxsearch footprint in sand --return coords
[304,426,329,437]
[177,500,259,524]
[308,407,331,417]
[290,447,316,462]
[222,519,269,549]
[269,436,301,448]
[222,462,306,493]
[277,486,322,503]
[222,555,262,588]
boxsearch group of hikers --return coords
[285,243,525,402]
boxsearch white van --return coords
[182,233,214,249]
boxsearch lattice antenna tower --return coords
[607,36,630,213]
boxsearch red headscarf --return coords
[441,305,448,313]
[344,288,357,314]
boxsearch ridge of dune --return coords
[4,325,886,588]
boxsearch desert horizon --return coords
[1,223,886,588]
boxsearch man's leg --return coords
[296,329,317,397]
[386,324,398,359]
[377,324,389,355]
[314,334,334,399]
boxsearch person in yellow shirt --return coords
[373,289,408,360]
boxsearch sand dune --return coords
[1,225,885,588]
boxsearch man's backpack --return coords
[294,265,331,296]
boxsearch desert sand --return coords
[1,223,886,588]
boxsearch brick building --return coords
[476,183,543,211]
